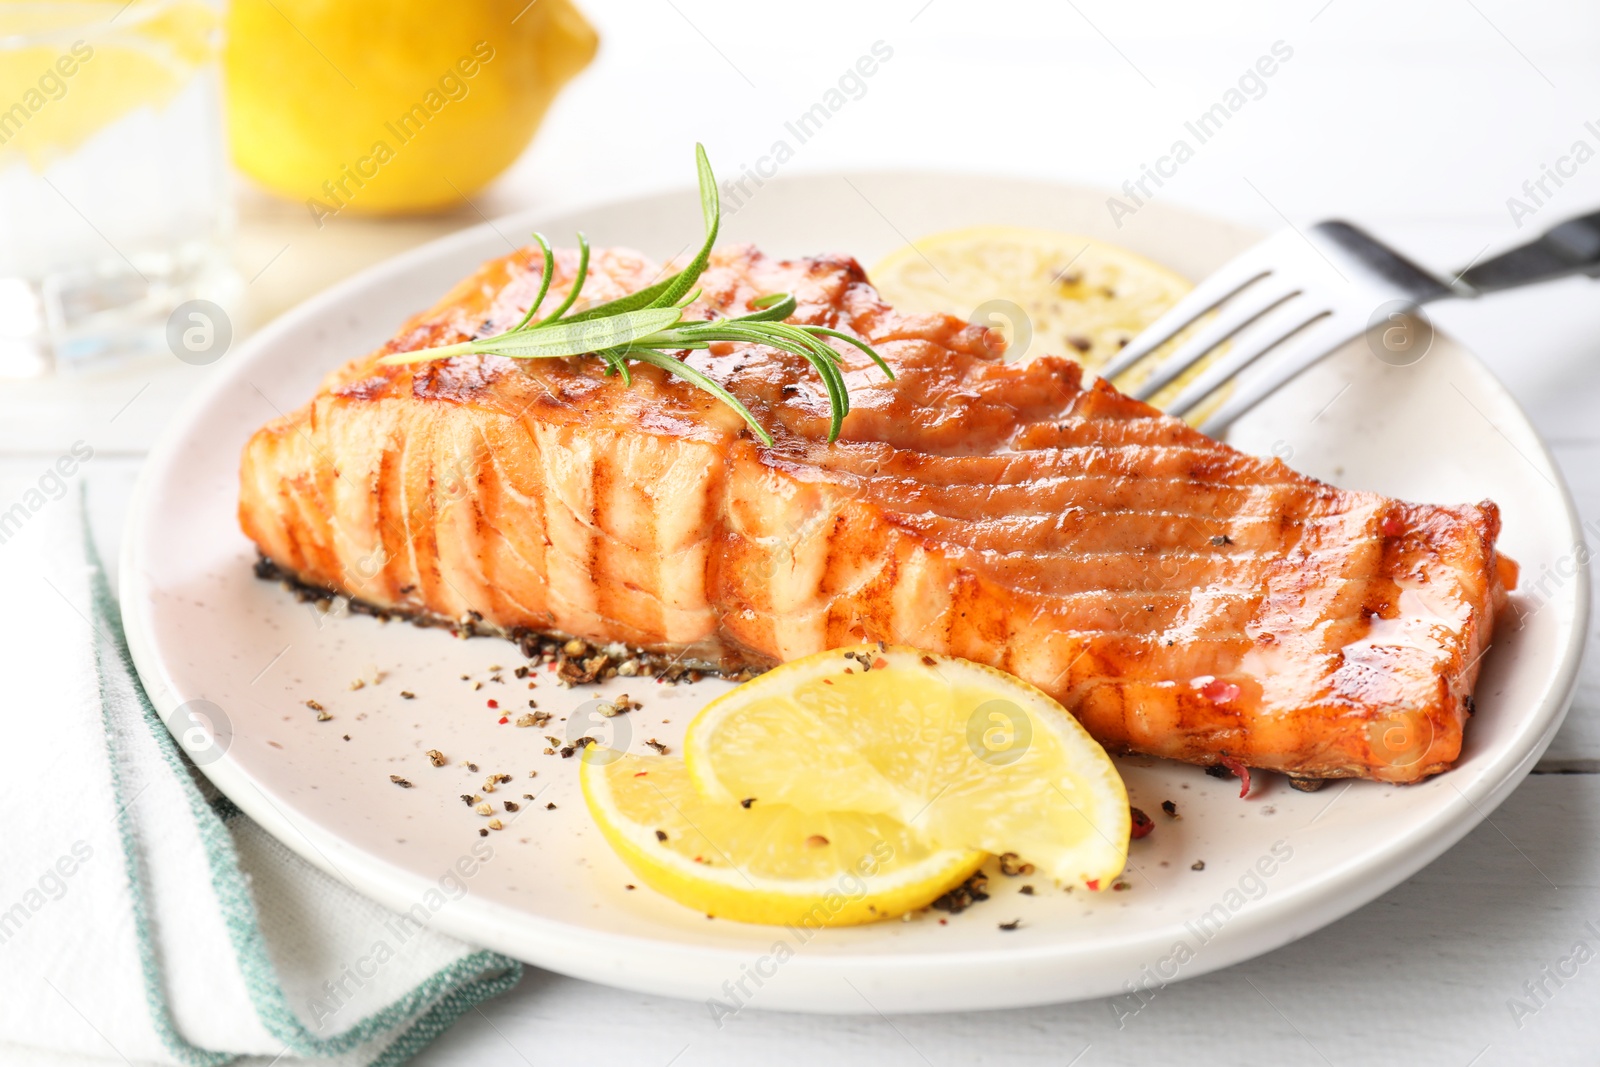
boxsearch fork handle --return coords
[1458,208,1600,293]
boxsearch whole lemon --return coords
[224,0,597,216]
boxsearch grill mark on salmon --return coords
[239,244,1511,783]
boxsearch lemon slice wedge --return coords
[870,226,1229,422]
[0,1,219,171]
[581,749,985,925]
[685,646,1130,889]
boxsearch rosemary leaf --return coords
[372,143,894,443]
[508,234,557,333]
[648,144,720,310]
[528,231,591,328]
[379,307,682,365]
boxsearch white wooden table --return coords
[7,2,1599,1062]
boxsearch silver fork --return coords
[1099,209,1600,436]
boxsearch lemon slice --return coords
[685,646,1130,889]
[582,749,984,925]
[870,226,1228,422]
[0,1,219,171]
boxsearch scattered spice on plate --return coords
[400,691,415,700]
[998,918,1022,931]
[478,828,488,837]
[315,710,332,722]
[460,794,479,806]
[1216,754,1252,798]
[1112,881,1131,891]
[654,829,668,842]
[426,749,447,767]
[304,699,324,712]
[1019,885,1035,896]
[1130,807,1155,839]
[504,801,519,812]
[600,694,642,717]
[487,818,503,831]
[1161,800,1179,817]
[997,852,1034,876]
[1191,860,1206,871]
[389,775,412,788]
[932,872,990,914]
[546,802,556,810]
[475,802,493,815]
[645,739,669,755]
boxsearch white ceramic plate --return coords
[122,174,1589,1014]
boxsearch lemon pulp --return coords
[684,646,1130,889]
[870,225,1230,422]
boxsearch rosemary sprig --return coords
[378,144,893,445]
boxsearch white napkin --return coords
[0,486,521,1066]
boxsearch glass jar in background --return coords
[0,0,237,378]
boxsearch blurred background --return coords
[5,0,1600,455]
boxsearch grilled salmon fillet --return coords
[239,244,1512,784]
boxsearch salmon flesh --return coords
[239,245,1512,784]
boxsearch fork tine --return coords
[1194,316,1364,435]
[1097,255,1277,380]
[1127,280,1304,401]
[1163,306,1333,418]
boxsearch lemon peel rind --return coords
[580,748,985,926]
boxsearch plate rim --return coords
[120,171,1592,1013]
